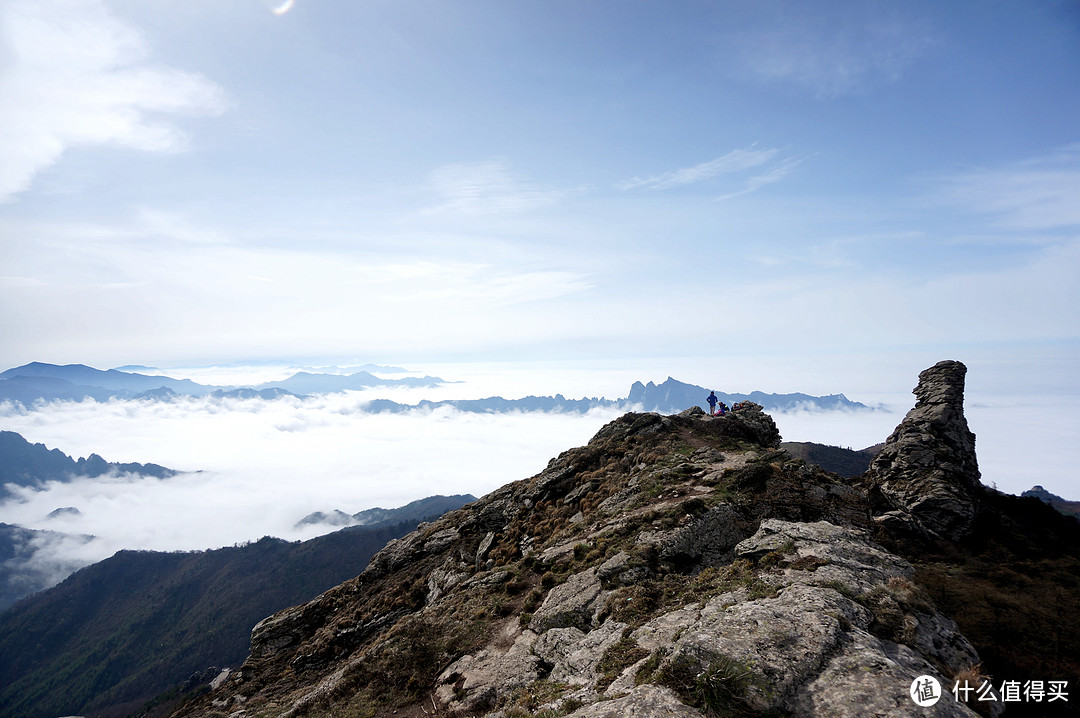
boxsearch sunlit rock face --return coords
[867,360,982,541]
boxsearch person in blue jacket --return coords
[707,391,718,415]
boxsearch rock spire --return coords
[867,360,982,541]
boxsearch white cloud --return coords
[380,264,593,305]
[617,146,780,191]
[133,208,232,245]
[617,146,805,201]
[754,238,1080,348]
[714,156,807,201]
[932,144,1080,231]
[0,0,225,202]
[425,160,574,216]
[0,395,625,571]
[0,209,600,362]
[722,2,936,97]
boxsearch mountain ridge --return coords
[163,361,1080,718]
[0,429,179,499]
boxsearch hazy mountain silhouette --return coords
[362,377,870,415]
[0,362,213,396]
[1023,485,1080,520]
[0,362,445,404]
[255,370,444,394]
[780,441,884,477]
[628,376,870,413]
[0,430,178,500]
[1,363,871,415]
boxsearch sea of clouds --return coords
[0,360,1076,594]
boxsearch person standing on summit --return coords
[707,391,718,416]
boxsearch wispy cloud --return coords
[617,146,804,199]
[351,260,593,306]
[721,3,936,97]
[425,160,573,216]
[713,156,807,200]
[931,144,1080,231]
[0,212,597,362]
[0,0,226,202]
[617,146,780,191]
[134,209,232,245]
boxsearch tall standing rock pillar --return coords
[868,360,982,541]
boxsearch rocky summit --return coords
[168,363,1066,718]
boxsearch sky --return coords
[0,0,1079,575]
[0,0,1077,374]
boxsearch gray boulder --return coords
[565,685,705,717]
[653,519,987,716]
[435,620,542,714]
[529,568,605,633]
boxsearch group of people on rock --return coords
[706,391,751,417]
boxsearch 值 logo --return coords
[911,675,942,707]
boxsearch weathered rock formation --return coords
[170,370,1000,718]
[866,360,982,541]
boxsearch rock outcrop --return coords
[865,360,982,541]
[170,365,1003,718]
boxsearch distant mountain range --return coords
[0,430,179,500]
[0,494,473,718]
[0,362,446,404]
[627,376,871,413]
[364,376,872,414]
[0,363,872,414]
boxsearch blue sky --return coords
[1,0,1078,391]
